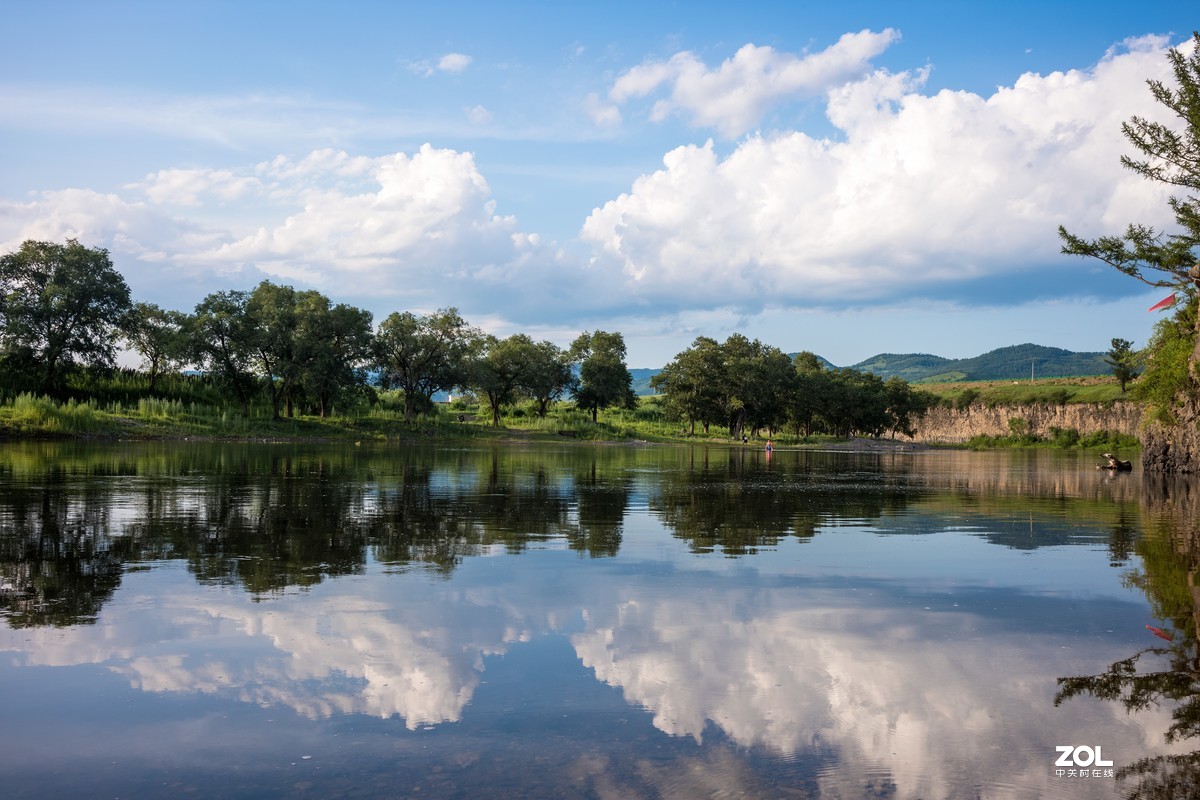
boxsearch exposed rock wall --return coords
[1141,400,1200,474]
[909,402,1143,444]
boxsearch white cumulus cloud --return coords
[581,35,1182,312]
[608,29,899,137]
[466,104,493,125]
[406,52,474,77]
[127,168,262,207]
[582,91,621,127]
[437,52,472,73]
[0,145,579,318]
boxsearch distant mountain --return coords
[850,344,1110,382]
[630,344,1111,395]
[848,353,954,382]
[629,367,659,396]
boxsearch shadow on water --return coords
[0,442,1151,627]
[0,440,1195,798]
[1056,472,1200,799]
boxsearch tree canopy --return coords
[0,239,131,395]
[374,308,479,421]
[1106,337,1141,394]
[124,302,189,393]
[0,239,935,438]
[650,336,724,435]
[652,337,931,440]
[521,339,576,418]
[469,333,535,427]
[1059,33,1200,418]
[190,290,259,417]
[570,330,637,423]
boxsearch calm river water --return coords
[1,441,1198,799]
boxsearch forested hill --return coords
[629,368,661,396]
[849,344,1110,382]
[631,344,1110,394]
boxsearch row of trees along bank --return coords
[0,239,937,439]
[651,336,933,440]
[0,239,636,426]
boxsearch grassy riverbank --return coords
[918,376,1128,407]
[0,391,833,446]
[0,388,1140,454]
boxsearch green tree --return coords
[124,302,189,393]
[374,308,479,421]
[520,339,575,418]
[570,330,637,423]
[0,239,131,395]
[651,336,725,435]
[1059,33,1200,418]
[826,368,888,437]
[469,333,535,427]
[883,376,932,438]
[788,351,830,437]
[1106,336,1141,393]
[190,290,259,417]
[246,281,302,420]
[717,334,796,439]
[1137,298,1199,423]
[296,298,374,418]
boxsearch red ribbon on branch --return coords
[1148,293,1177,312]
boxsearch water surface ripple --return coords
[0,441,1195,799]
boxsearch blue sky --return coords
[1,1,1196,367]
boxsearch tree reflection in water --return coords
[567,461,628,558]
[0,460,133,626]
[0,443,638,623]
[649,448,916,554]
[1056,474,1200,799]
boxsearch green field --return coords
[0,375,1140,452]
[917,376,1128,408]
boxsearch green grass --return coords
[964,428,1140,451]
[0,373,1146,451]
[919,377,1128,407]
[0,393,109,435]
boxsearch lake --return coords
[0,440,1197,799]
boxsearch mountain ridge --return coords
[630,343,1110,395]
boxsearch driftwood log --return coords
[1099,452,1133,471]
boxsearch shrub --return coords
[1079,430,1140,450]
[1049,426,1080,448]
[955,389,980,409]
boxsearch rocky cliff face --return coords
[910,402,1143,444]
[909,400,1200,473]
[1141,400,1200,474]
